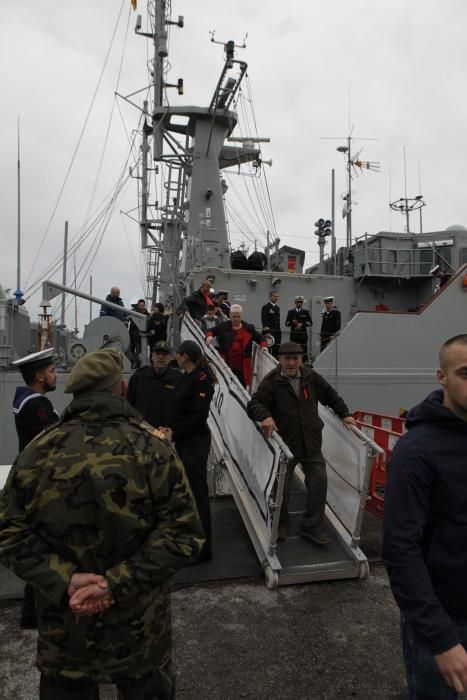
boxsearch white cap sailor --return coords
[323,296,334,304]
[294,295,305,303]
[429,265,441,276]
[13,348,55,378]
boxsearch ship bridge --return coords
[308,227,467,281]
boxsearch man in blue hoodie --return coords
[383,334,467,698]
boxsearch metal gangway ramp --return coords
[181,315,382,588]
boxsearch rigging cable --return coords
[244,75,278,237]
[236,92,275,237]
[24,0,127,291]
[82,5,133,230]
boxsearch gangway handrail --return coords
[349,425,385,456]
[270,431,293,461]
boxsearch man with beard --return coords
[12,347,59,628]
[12,347,58,454]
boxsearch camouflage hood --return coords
[60,391,139,424]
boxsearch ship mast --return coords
[134,2,263,308]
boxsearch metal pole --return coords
[16,118,21,296]
[266,230,271,271]
[152,0,165,160]
[405,199,410,234]
[89,275,93,322]
[347,136,352,248]
[73,252,78,333]
[331,168,336,275]
[60,221,69,327]
[403,147,410,233]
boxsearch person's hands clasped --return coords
[68,573,114,617]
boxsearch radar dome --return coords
[446,224,467,231]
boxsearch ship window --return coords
[419,246,452,274]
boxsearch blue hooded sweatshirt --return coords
[383,389,467,655]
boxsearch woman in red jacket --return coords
[205,304,268,388]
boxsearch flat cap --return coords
[294,295,305,302]
[278,342,304,356]
[323,296,334,302]
[152,341,172,354]
[13,348,55,373]
[65,348,123,394]
[429,265,440,275]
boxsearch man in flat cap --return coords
[12,347,59,628]
[320,296,341,352]
[430,265,452,291]
[285,296,312,361]
[127,340,181,428]
[0,347,203,698]
[247,342,356,545]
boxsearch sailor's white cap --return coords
[294,295,305,302]
[12,348,55,372]
[323,296,334,302]
[429,265,440,275]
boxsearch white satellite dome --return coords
[446,224,467,231]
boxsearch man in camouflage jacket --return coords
[0,348,204,699]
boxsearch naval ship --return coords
[1,0,466,586]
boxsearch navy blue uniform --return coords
[13,387,58,452]
[285,307,312,359]
[12,385,58,628]
[126,365,181,427]
[171,367,214,561]
[261,302,281,358]
[320,308,341,351]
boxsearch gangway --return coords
[181,315,383,588]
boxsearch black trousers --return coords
[21,583,37,627]
[270,330,282,358]
[320,334,332,352]
[39,660,175,699]
[176,434,212,560]
[279,454,327,530]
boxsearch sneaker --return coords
[299,526,329,546]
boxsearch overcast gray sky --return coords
[1,0,466,331]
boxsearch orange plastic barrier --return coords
[353,411,406,518]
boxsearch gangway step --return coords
[271,474,364,586]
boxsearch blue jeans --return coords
[402,616,467,699]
